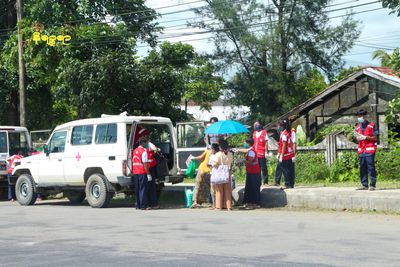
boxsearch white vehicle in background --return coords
[13,114,208,208]
[0,126,32,195]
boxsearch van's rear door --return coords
[0,131,8,176]
[176,122,207,174]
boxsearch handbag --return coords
[210,164,230,184]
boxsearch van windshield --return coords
[8,131,30,156]
[0,132,7,153]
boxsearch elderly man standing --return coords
[253,120,269,185]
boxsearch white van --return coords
[13,114,208,208]
[0,126,32,191]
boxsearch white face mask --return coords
[358,117,365,123]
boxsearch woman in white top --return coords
[211,139,234,210]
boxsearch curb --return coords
[163,184,400,212]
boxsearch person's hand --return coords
[292,156,296,163]
[279,155,283,163]
[147,174,153,182]
[265,152,269,159]
[276,154,280,160]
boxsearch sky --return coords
[141,0,400,69]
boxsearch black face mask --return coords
[255,125,262,131]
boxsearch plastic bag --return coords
[185,159,198,178]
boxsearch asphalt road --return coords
[0,200,399,267]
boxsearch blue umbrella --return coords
[205,120,249,135]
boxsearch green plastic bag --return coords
[185,159,198,178]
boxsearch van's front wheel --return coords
[15,174,37,206]
[85,174,112,208]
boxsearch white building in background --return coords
[180,98,250,121]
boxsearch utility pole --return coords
[16,0,26,127]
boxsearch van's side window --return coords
[71,125,93,145]
[49,131,67,153]
[95,124,117,144]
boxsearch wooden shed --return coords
[266,67,400,143]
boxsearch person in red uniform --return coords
[133,126,150,147]
[146,141,160,209]
[132,136,152,209]
[6,151,24,201]
[252,120,269,185]
[355,109,379,190]
[242,138,261,208]
[275,119,295,189]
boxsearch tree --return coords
[331,66,362,84]
[382,0,400,16]
[372,49,400,73]
[0,0,158,128]
[194,0,360,120]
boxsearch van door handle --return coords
[109,156,115,161]
[58,158,62,162]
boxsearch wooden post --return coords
[326,134,337,167]
[16,0,26,127]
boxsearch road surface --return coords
[0,200,399,267]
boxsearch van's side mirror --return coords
[43,144,49,156]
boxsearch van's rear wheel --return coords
[65,191,86,204]
[85,174,112,208]
[15,174,37,206]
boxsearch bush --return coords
[328,152,359,183]
[376,144,400,180]
[295,152,330,183]
[310,124,355,145]
[226,133,250,148]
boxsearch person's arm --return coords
[194,151,207,161]
[244,150,256,165]
[265,134,269,158]
[142,150,150,174]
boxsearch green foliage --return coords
[376,144,400,180]
[385,96,400,126]
[372,48,400,73]
[295,68,327,100]
[295,152,330,183]
[331,66,362,84]
[0,0,223,128]
[226,133,249,148]
[328,152,359,183]
[382,0,400,16]
[195,0,361,120]
[311,124,355,145]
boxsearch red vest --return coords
[7,154,24,174]
[132,147,147,174]
[356,122,377,155]
[253,130,267,158]
[147,149,157,168]
[245,147,260,174]
[278,130,295,160]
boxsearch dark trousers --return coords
[134,174,148,209]
[148,167,158,207]
[275,160,295,188]
[359,155,377,187]
[7,175,15,200]
[258,157,268,184]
